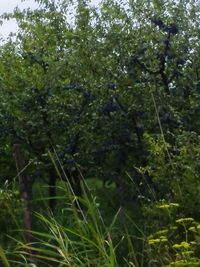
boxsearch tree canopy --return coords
[0,0,200,211]
[0,0,200,266]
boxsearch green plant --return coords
[5,181,141,267]
[0,181,21,246]
[145,202,200,266]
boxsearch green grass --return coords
[1,175,144,267]
[2,166,200,266]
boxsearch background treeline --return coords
[0,0,200,266]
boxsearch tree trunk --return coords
[13,144,33,260]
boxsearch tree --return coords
[0,0,199,213]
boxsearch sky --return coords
[0,0,100,41]
[0,0,40,39]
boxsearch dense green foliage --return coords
[0,0,200,266]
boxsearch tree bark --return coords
[13,144,33,255]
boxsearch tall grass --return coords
[5,190,141,266]
[2,154,200,266]
[1,154,143,267]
